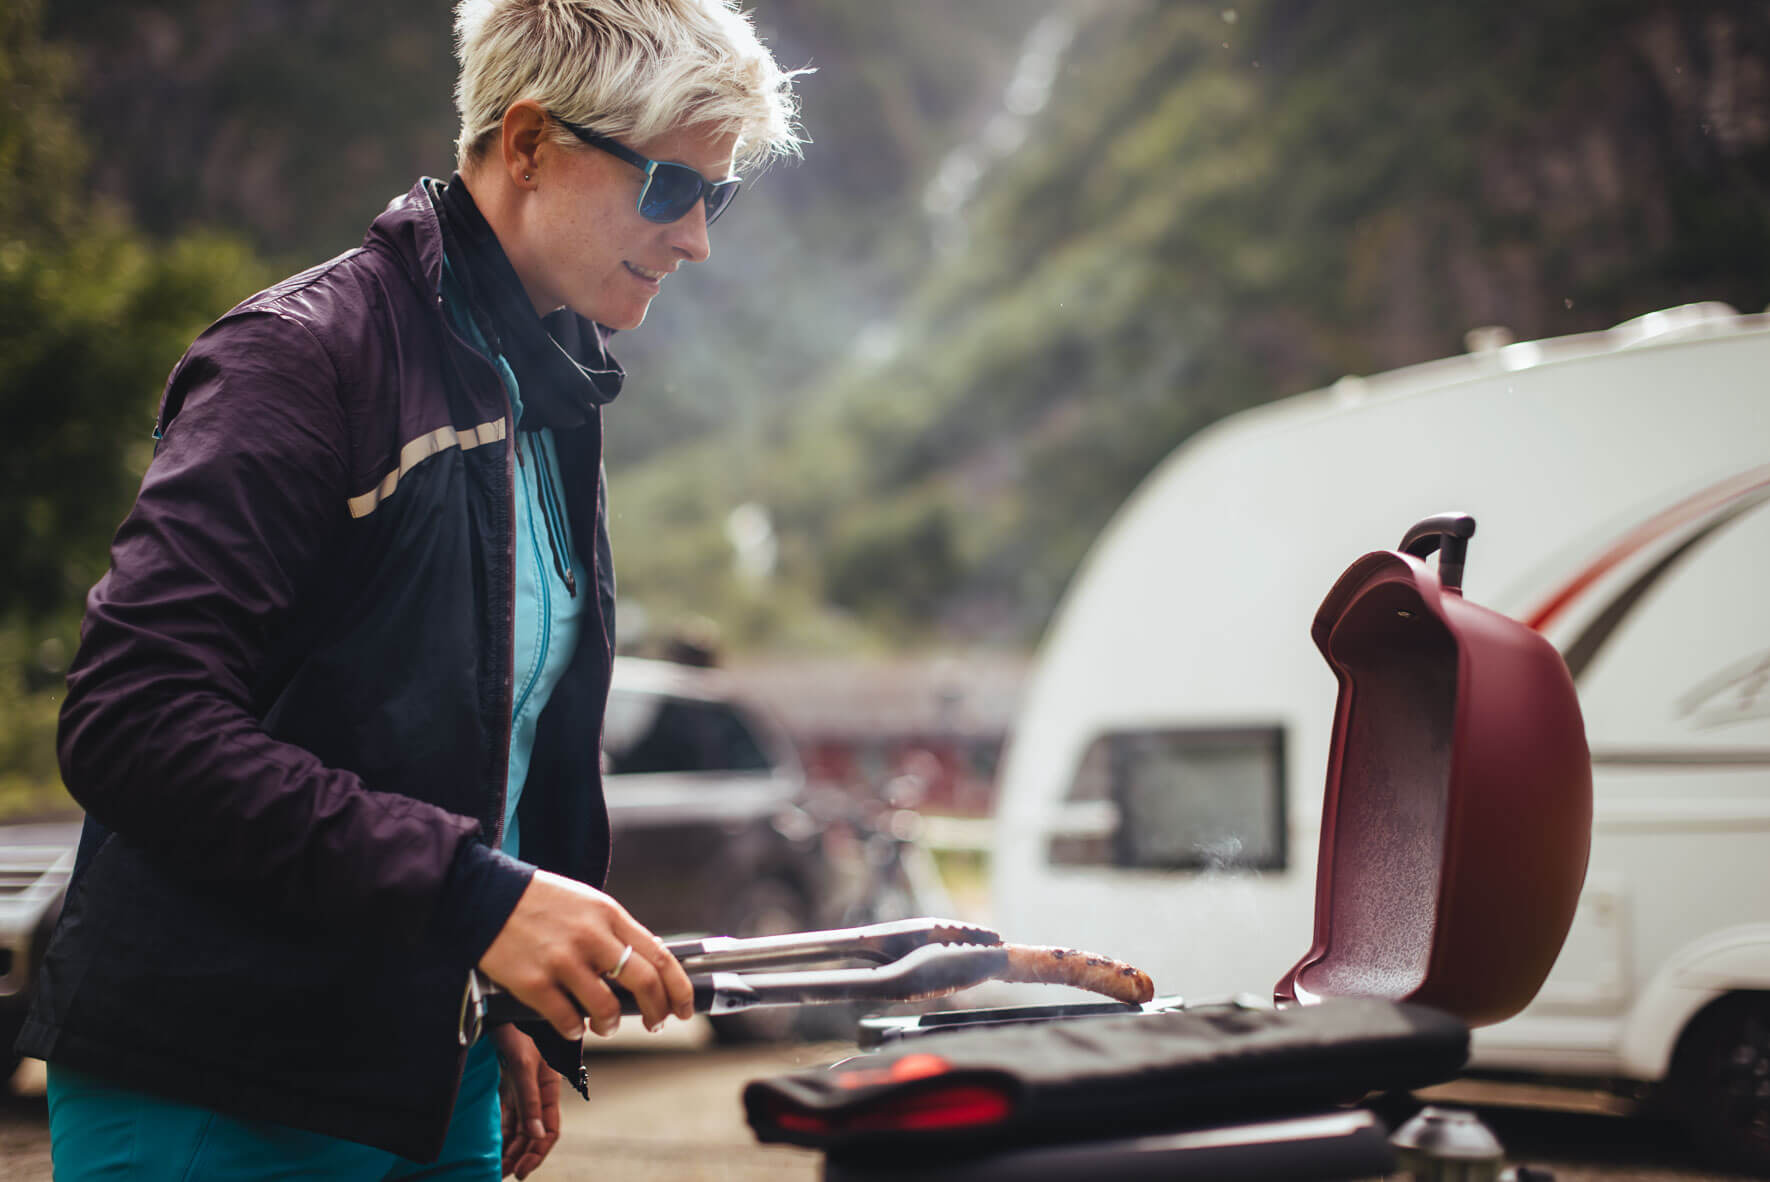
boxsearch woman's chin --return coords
[582,299,649,332]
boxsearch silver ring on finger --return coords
[604,943,635,981]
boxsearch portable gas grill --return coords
[736,514,1595,1179]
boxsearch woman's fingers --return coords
[652,934,697,1021]
[615,929,696,1024]
[623,929,696,1021]
[603,941,673,1031]
[509,1044,547,1141]
[525,1064,561,1177]
[532,985,589,1041]
[510,1065,558,1178]
[479,871,701,1036]
[492,1024,562,1180]
[557,954,624,1037]
[499,1076,523,1176]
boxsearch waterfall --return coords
[922,4,1082,255]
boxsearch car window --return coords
[603,690,773,774]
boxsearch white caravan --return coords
[991,304,1770,1111]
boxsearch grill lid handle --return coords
[1399,513,1477,595]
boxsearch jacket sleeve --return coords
[57,309,531,958]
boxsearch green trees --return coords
[0,0,267,817]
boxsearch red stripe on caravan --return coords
[1524,465,1770,633]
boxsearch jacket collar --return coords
[363,179,448,299]
[364,178,624,427]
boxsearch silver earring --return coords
[524,173,532,182]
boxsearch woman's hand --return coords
[478,869,696,1039]
[492,1024,559,1180]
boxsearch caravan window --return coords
[1049,727,1286,872]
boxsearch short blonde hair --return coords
[453,0,806,172]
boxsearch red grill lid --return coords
[1274,515,1592,1027]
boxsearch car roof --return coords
[611,655,740,703]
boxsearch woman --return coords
[21,1,805,1177]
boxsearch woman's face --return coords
[505,121,739,330]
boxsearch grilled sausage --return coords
[998,944,1156,1004]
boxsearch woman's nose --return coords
[667,201,712,263]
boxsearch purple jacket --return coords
[19,182,617,1162]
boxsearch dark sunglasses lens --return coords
[639,164,704,223]
[702,180,740,226]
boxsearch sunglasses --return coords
[549,113,741,226]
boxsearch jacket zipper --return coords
[437,285,519,849]
[510,434,553,725]
[494,401,518,849]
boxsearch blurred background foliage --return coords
[2,0,1768,815]
[2,0,271,816]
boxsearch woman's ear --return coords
[501,100,549,188]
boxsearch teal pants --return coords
[46,1038,504,1180]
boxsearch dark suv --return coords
[600,656,840,943]
[600,656,888,1039]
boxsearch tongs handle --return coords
[464,972,691,1042]
[475,974,716,1029]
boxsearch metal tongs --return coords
[460,917,1004,1045]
